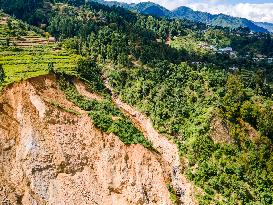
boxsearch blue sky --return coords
[107,0,273,23]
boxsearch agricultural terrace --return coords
[0,11,80,87]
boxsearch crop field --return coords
[0,12,80,86]
[0,46,80,85]
[0,46,79,84]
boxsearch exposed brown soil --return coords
[210,116,234,144]
[239,120,260,143]
[0,75,174,205]
[75,79,197,205]
[74,79,103,101]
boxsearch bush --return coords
[89,111,113,132]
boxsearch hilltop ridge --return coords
[95,0,272,33]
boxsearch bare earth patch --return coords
[0,75,173,205]
[88,79,197,205]
[74,79,104,101]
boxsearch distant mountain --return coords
[92,0,271,33]
[172,7,268,33]
[95,1,170,17]
[130,2,170,17]
[95,0,132,9]
[255,22,273,33]
[171,6,212,23]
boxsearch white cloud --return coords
[106,0,273,23]
[187,3,273,23]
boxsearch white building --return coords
[219,47,233,53]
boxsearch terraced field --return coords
[0,47,80,85]
[0,36,56,48]
[0,12,80,87]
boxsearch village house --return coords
[218,47,233,53]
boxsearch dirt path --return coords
[74,79,103,101]
[75,79,196,204]
[103,79,196,205]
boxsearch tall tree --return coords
[0,0,44,20]
[0,64,5,84]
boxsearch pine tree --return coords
[0,64,5,83]
[48,62,54,74]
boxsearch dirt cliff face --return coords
[0,75,173,205]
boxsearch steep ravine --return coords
[0,75,174,205]
[75,79,196,205]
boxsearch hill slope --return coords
[0,11,79,87]
[0,75,176,205]
[1,1,273,204]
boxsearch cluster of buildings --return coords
[199,43,238,57]
[199,42,273,63]
[252,54,273,64]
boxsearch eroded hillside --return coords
[1,0,273,204]
[0,75,178,205]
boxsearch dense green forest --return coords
[1,0,273,204]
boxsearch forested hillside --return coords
[1,0,273,204]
